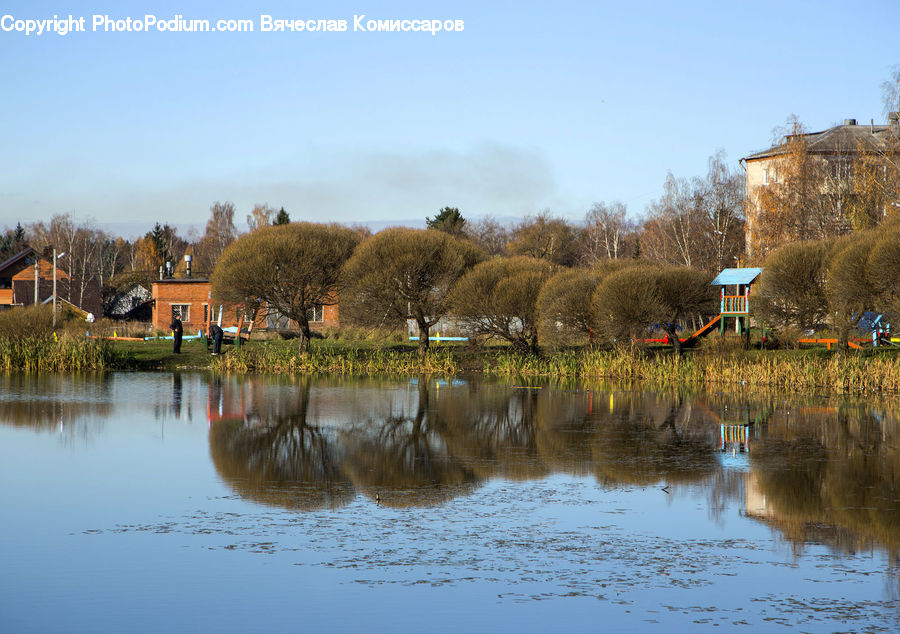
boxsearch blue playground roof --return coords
[710,267,763,286]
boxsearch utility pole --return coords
[52,248,57,328]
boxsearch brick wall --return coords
[152,280,213,333]
[152,279,270,334]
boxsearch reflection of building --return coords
[744,471,774,520]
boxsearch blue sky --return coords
[1,0,897,236]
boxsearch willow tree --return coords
[211,222,360,352]
[536,268,601,346]
[451,256,555,354]
[868,220,900,323]
[826,232,877,349]
[755,239,831,333]
[341,228,484,356]
[591,264,713,354]
[535,261,637,346]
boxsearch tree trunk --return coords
[416,315,430,358]
[298,315,312,354]
[664,324,683,356]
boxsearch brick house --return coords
[151,276,339,334]
[151,278,218,333]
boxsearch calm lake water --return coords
[1,372,899,632]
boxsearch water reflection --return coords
[748,400,900,557]
[3,371,898,562]
[204,376,900,560]
[207,377,354,510]
[205,378,728,508]
[0,373,113,438]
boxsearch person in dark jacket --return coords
[170,316,183,354]
[209,323,223,355]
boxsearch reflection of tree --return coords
[209,377,354,511]
[750,405,900,557]
[340,378,480,508]
[434,384,551,480]
[590,392,719,486]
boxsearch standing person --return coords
[170,316,183,354]
[209,323,223,355]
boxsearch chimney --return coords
[844,118,857,126]
[159,265,164,281]
[184,254,193,278]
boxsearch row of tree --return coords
[426,150,746,273]
[0,203,293,309]
[756,218,900,346]
[2,150,743,317]
[212,223,716,355]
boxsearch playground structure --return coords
[710,267,763,338]
[647,267,763,348]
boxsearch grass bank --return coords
[485,346,900,394]
[5,333,898,394]
[0,336,113,372]
[208,339,900,393]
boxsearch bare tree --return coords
[642,173,704,268]
[882,64,900,119]
[581,201,631,262]
[464,216,510,256]
[698,150,745,271]
[507,211,578,266]
[247,203,276,232]
[197,201,238,273]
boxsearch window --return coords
[307,304,324,323]
[763,167,769,185]
[202,304,209,324]
[171,304,190,322]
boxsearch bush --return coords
[0,305,54,338]
[867,222,900,323]
[592,266,664,343]
[756,240,830,332]
[451,256,555,354]
[826,231,877,344]
[590,264,713,352]
[536,268,601,346]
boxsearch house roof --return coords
[0,247,35,276]
[710,268,763,286]
[742,122,894,162]
[1,247,70,280]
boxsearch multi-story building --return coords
[741,113,899,257]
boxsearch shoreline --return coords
[4,336,897,394]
